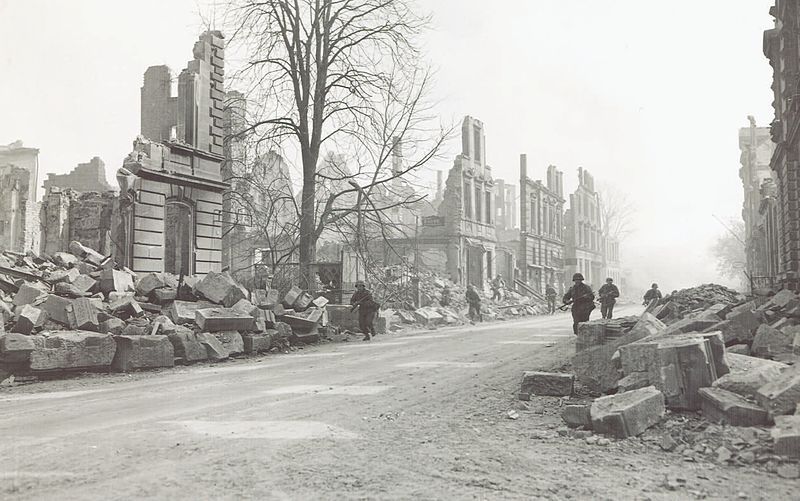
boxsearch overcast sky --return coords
[0,0,775,293]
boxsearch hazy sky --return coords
[0,0,775,293]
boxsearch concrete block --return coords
[751,324,795,358]
[756,365,800,416]
[699,387,769,426]
[519,371,574,398]
[40,294,72,325]
[111,335,174,371]
[12,304,48,334]
[29,331,116,370]
[66,298,99,331]
[212,331,244,355]
[561,404,592,429]
[772,415,800,458]
[195,308,255,332]
[167,328,207,363]
[167,300,215,324]
[0,332,36,362]
[195,271,246,307]
[242,331,275,354]
[590,386,665,438]
[13,283,47,307]
[198,332,229,360]
[100,269,135,294]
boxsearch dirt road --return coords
[1,306,795,500]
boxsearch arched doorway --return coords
[164,199,194,275]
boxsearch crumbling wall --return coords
[69,192,115,255]
[0,164,33,252]
[43,157,114,193]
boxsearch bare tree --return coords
[223,0,450,287]
[710,219,747,287]
[598,185,636,242]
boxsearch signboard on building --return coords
[421,216,445,227]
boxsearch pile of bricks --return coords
[0,241,337,380]
[558,285,800,458]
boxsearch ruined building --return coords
[414,116,497,285]
[115,31,228,277]
[764,2,800,290]
[739,116,778,283]
[564,167,604,288]
[493,178,519,283]
[43,157,113,192]
[519,156,565,294]
[0,141,40,253]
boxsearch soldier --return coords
[545,283,558,314]
[440,286,452,307]
[490,274,506,301]
[350,280,379,341]
[643,283,662,305]
[466,284,482,323]
[598,277,620,319]
[563,273,595,335]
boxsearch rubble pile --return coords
[520,284,800,462]
[0,241,341,380]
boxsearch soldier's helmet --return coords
[572,273,584,281]
[355,280,366,287]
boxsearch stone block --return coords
[519,371,574,398]
[590,386,665,438]
[721,308,761,343]
[40,294,72,325]
[698,387,769,426]
[54,282,90,298]
[576,321,607,351]
[283,286,302,307]
[629,313,666,338]
[312,296,329,308]
[12,304,48,334]
[413,307,444,325]
[167,300,215,324]
[111,335,174,371]
[48,268,80,284]
[99,317,127,335]
[772,415,800,458]
[66,298,99,331]
[13,283,47,307]
[326,304,359,331]
[756,365,800,416]
[52,251,78,268]
[662,316,719,336]
[212,331,244,355]
[195,271,246,307]
[713,361,786,400]
[617,372,650,392]
[110,298,144,319]
[195,308,255,332]
[232,299,259,316]
[135,272,176,296]
[197,332,229,360]
[29,331,116,370]
[561,404,592,429]
[100,269,135,294]
[728,344,750,355]
[795,331,800,355]
[0,332,36,362]
[71,274,97,294]
[703,319,753,345]
[752,324,795,358]
[572,328,653,395]
[152,288,177,304]
[167,328,208,363]
[765,289,798,310]
[242,331,275,354]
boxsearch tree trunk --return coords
[298,153,318,290]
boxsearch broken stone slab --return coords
[576,321,608,351]
[232,298,259,317]
[252,289,280,309]
[195,271,246,307]
[111,335,174,371]
[47,268,80,284]
[68,241,105,265]
[795,331,800,356]
[772,415,800,458]
[662,316,721,336]
[751,324,795,358]
[699,387,770,426]
[0,332,36,363]
[756,365,800,416]
[763,289,798,310]
[617,372,650,392]
[197,332,229,361]
[152,288,177,304]
[561,404,592,429]
[13,283,48,307]
[110,298,144,320]
[282,286,302,307]
[293,291,313,311]
[211,331,244,356]
[52,252,79,268]
[412,307,444,326]
[29,331,116,371]
[135,272,176,296]
[242,331,275,354]
[71,274,98,295]
[166,300,215,324]
[572,327,653,395]
[167,327,207,363]
[713,355,787,399]
[99,269,135,294]
[703,319,753,345]
[99,317,127,336]
[728,344,750,355]
[66,298,99,331]
[590,386,665,438]
[312,296,329,308]
[721,307,762,343]
[40,294,72,326]
[12,304,48,335]
[519,371,574,399]
[629,313,666,338]
[195,308,255,332]
[54,281,92,298]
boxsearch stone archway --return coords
[164,198,194,275]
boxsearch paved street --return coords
[1,306,795,500]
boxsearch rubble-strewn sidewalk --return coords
[516,283,800,468]
[0,242,549,384]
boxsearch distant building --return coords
[519,156,565,294]
[43,156,114,193]
[0,141,40,252]
[739,116,777,284]
[564,167,604,289]
[764,3,800,289]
